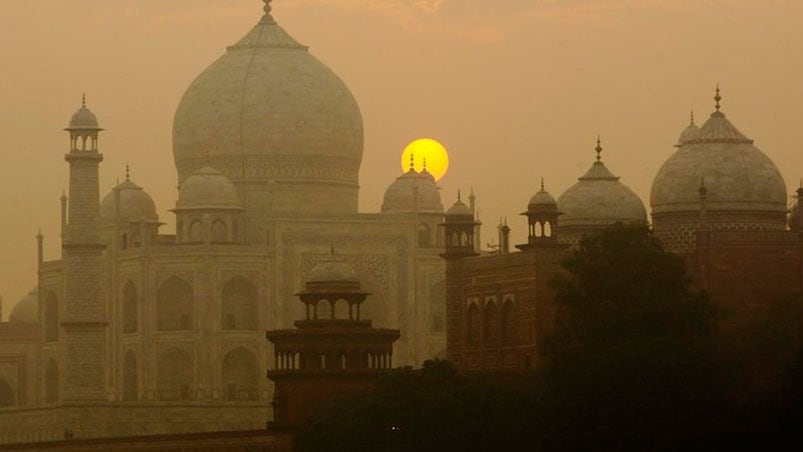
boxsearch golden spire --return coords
[714,84,722,112]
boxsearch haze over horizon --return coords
[2,0,802,312]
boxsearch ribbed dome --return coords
[9,288,38,324]
[176,167,243,210]
[381,168,443,214]
[100,178,158,222]
[558,146,647,228]
[172,4,363,215]
[651,109,786,216]
[675,112,700,147]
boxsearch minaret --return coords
[61,95,107,402]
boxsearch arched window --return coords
[467,303,480,344]
[430,281,446,333]
[418,223,431,247]
[535,222,543,237]
[221,277,257,330]
[156,277,193,331]
[544,221,552,237]
[189,220,205,243]
[122,281,138,334]
[123,351,138,402]
[44,291,59,342]
[45,359,59,404]
[222,348,259,401]
[502,299,516,343]
[157,348,193,401]
[332,298,349,320]
[0,379,16,407]
[211,219,228,243]
[485,300,499,341]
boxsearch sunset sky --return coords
[1,0,803,312]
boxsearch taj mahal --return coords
[0,0,446,442]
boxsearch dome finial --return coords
[82,93,86,108]
[714,84,722,112]
[690,110,695,126]
[261,0,275,23]
[540,177,545,191]
[409,151,415,171]
[457,190,462,202]
[595,135,603,162]
[125,163,130,180]
[422,157,428,172]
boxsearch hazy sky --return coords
[2,0,803,312]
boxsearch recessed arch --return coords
[122,281,138,334]
[222,276,258,330]
[467,302,480,344]
[502,299,516,342]
[221,347,259,401]
[156,276,193,331]
[0,378,16,407]
[211,219,228,243]
[189,220,205,242]
[45,359,59,404]
[485,299,499,341]
[123,350,138,402]
[157,348,193,401]
[44,291,59,342]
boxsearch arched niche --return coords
[467,303,480,344]
[502,298,516,342]
[0,379,16,407]
[211,219,228,243]
[123,350,138,402]
[156,276,193,331]
[157,348,193,401]
[221,347,259,401]
[485,300,499,341]
[45,359,59,404]
[221,276,258,330]
[122,281,138,334]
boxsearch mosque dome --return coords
[175,167,243,211]
[557,141,647,229]
[651,93,786,218]
[675,112,700,147]
[9,288,38,324]
[172,1,363,215]
[67,98,100,130]
[100,176,159,223]
[381,167,444,214]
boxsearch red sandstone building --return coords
[443,91,803,372]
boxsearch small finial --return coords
[82,93,86,108]
[714,84,721,112]
[457,190,462,202]
[595,135,603,162]
[37,228,43,239]
[504,216,508,226]
[422,157,427,172]
[409,151,415,171]
[690,110,695,126]
[540,177,545,191]
[125,163,130,180]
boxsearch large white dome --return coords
[172,2,363,216]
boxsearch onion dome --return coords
[175,166,244,210]
[172,0,362,215]
[9,288,38,324]
[381,159,443,214]
[557,139,647,229]
[67,95,101,130]
[651,89,786,221]
[100,170,159,223]
[528,179,558,212]
[675,111,700,148]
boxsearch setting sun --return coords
[400,138,450,181]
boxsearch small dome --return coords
[175,166,243,210]
[308,259,359,284]
[528,183,558,212]
[10,288,38,324]
[558,144,647,229]
[67,97,100,130]
[676,113,700,147]
[100,178,158,223]
[381,168,443,214]
[446,197,473,218]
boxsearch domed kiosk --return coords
[651,89,787,253]
[173,0,364,222]
[556,139,647,244]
